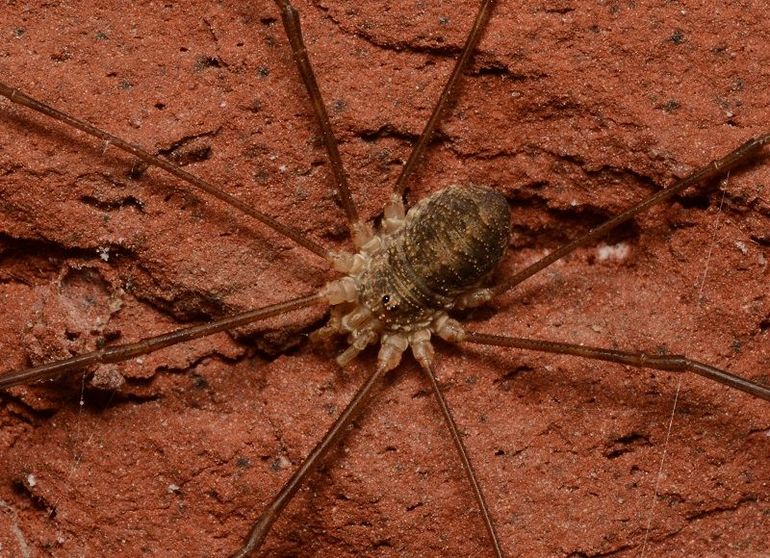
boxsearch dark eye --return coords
[381,294,399,312]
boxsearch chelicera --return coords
[0,0,768,556]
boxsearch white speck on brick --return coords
[596,242,630,262]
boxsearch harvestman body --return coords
[1,0,769,556]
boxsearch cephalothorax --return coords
[323,185,511,371]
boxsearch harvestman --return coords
[1,0,769,556]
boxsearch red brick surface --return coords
[0,1,768,556]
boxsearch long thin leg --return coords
[420,360,504,558]
[273,0,363,242]
[393,0,496,198]
[463,331,770,402]
[491,133,770,297]
[0,82,330,259]
[0,292,323,389]
[231,362,389,557]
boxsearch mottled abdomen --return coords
[360,185,511,329]
[400,185,510,296]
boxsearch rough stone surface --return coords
[0,1,769,556]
